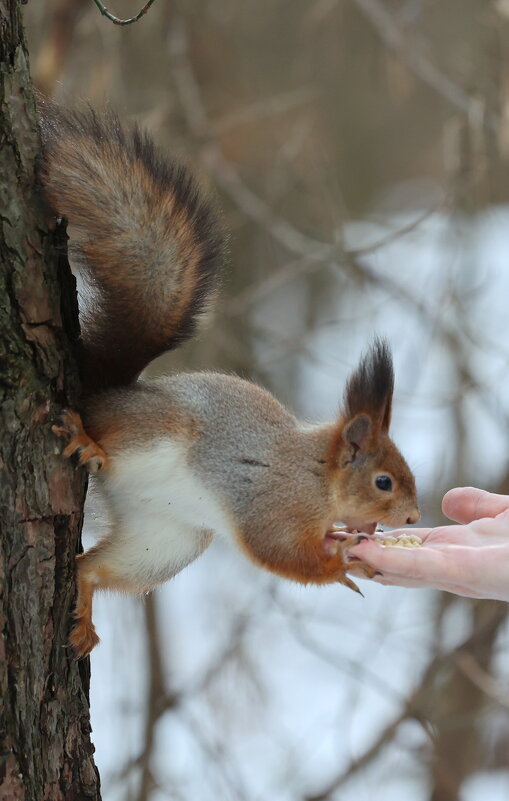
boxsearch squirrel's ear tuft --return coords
[343,338,394,433]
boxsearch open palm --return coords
[349,487,509,601]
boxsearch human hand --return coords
[348,487,509,602]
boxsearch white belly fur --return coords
[94,438,235,587]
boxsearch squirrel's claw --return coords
[323,533,370,594]
[52,409,108,473]
[340,575,364,596]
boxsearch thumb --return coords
[443,487,509,524]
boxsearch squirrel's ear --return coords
[343,338,394,434]
[342,413,372,451]
[328,412,373,469]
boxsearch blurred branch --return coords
[168,6,509,453]
[118,601,255,799]
[168,12,444,335]
[281,603,407,703]
[167,14,336,261]
[304,707,419,801]
[213,86,318,135]
[455,651,509,709]
[303,599,508,801]
[426,600,508,801]
[135,594,169,801]
[177,707,252,801]
[33,0,87,94]
[353,0,499,133]
[186,611,253,697]
[224,204,442,317]
[169,10,442,337]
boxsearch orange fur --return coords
[236,521,375,589]
[69,557,100,659]
[52,410,109,472]
[82,401,198,456]
[38,100,224,394]
[326,419,348,473]
[71,542,158,659]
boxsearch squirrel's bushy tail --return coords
[38,99,224,394]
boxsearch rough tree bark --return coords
[0,1,101,798]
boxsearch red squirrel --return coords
[39,101,420,658]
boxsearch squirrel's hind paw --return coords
[52,409,108,472]
[69,618,100,659]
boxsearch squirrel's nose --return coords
[406,509,420,525]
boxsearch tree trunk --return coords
[0,1,101,798]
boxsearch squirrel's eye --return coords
[375,475,392,492]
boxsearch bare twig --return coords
[91,0,157,25]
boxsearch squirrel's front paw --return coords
[322,532,376,595]
[323,531,367,557]
[52,409,108,472]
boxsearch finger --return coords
[370,572,478,597]
[343,569,421,587]
[370,573,437,589]
[442,487,509,524]
[349,539,451,581]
